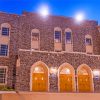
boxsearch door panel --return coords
[78,75,91,92]
[60,74,72,92]
[32,73,47,92]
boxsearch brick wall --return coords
[0,11,100,92]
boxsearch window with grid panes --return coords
[2,27,9,36]
[32,33,39,41]
[65,32,72,43]
[55,31,61,42]
[86,38,92,45]
[0,68,7,84]
[0,44,8,56]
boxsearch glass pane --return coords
[0,68,6,84]
[33,66,44,73]
[32,33,39,41]
[86,38,92,45]
[55,31,61,42]
[66,32,71,43]
[60,68,71,74]
[0,45,8,56]
[2,27,9,36]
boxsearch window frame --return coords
[64,28,73,52]
[54,27,62,51]
[65,32,72,44]
[0,66,8,85]
[85,34,93,54]
[0,23,10,57]
[31,33,39,41]
[65,28,72,44]
[31,29,40,50]
[54,27,62,43]
[1,27,10,36]
[85,38,92,46]
[54,31,62,43]
[0,44,9,57]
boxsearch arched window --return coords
[54,27,62,51]
[85,34,93,54]
[58,63,76,92]
[31,29,40,50]
[1,23,10,36]
[65,28,73,52]
[0,23,10,56]
[30,61,49,92]
[77,64,94,92]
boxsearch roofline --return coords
[0,10,98,24]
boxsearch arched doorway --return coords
[30,61,48,92]
[77,64,94,92]
[58,63,76,92]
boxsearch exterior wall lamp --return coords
[50,67,58,75]
[93,69,100,79]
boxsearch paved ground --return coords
[1,92,100,100]
[0,91,16,94]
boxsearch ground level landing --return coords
[1,92,100,100]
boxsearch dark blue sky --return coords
[0,0,100,24]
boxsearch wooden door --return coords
[78,75,91,92]
[32,73,47,92]
[60,74,72,92]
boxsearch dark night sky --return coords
[0,0,100,24]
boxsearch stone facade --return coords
[0,11,100,92]
[16,50,100,92]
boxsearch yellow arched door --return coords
[78,75,91,92]
[60,74,72,92]
[32,73,47,91]
[32,65,48,92]
[78,66,92,92]
[59,67,74,92]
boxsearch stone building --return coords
[0,11,100,92]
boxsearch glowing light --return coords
[65,69,70,74]
[75,12,85,23]
[60,68,70,74]
[38,4,49,17]
[34,67,39,72]
[50,67,57,74]
[41,77,44,80]
[93,69,100,78]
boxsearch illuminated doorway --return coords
[58,63,76,92]
[30,61,48,92]
[77,64,94,92]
